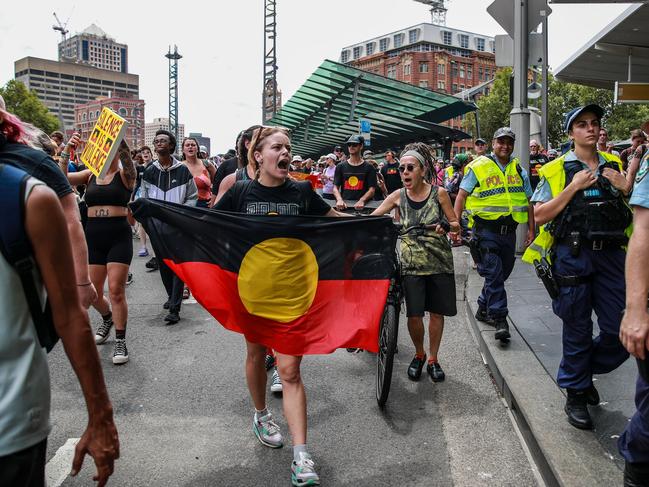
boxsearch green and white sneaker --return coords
[291,452,320,486]
[252,411,283,448]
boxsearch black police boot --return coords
[407,354,426,381]
[475,308,494,326]
[565,389,593,430]
[624,461,649,487]
[494,319,510,342]
[586,383,600,406]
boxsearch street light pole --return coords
[541,6,549,149]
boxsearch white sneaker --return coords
[252,411,283,448]
[271,368,283,393]
[291,452,320,486]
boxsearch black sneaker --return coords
[624,460,649,487]
[94,318,113,344]
[407,354,426,381]
[265,354,276,371]
[565,389,593,430]
[494,319,510,342]
[164,310,180,324]
[163,300,170,310]
[145,257,158,271]
[126,272,134,285]
[475,308,494,326]
[586,384,600,406]
[427,362,445,382]
[112,339,129,365]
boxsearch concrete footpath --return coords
[460,249,636,487]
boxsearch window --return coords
[476,38,485,51]
[408,29,419,44]
[459,34,469,49]
[82,113,87,121]
[341,50,350,63]
[452,83,458,93]
[366,42,375,56]
[467,66,473,80]
[451,64,458,78]
[459,65,465,78]
[404,63,411,76]
[387,64,397,78]
[118,107,128,116]
[490,41,496,53]
[353,46,362,59]
[419,62,429,73]
[419,80,429,88]
[394,33,404,48]
[437,63,445,75]
[442,31,452,45]
[478,66,484,81]
[379,38,389,51]
[437,80,446,91]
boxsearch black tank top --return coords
[84,174,132,207]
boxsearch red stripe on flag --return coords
[165,260,388,355]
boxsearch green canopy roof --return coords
[269,59,476,157]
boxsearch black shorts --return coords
[403,273,457,317]
[85,217,133,266]
[0,438,47,487]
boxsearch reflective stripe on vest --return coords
[465,156,529,225]
[522,151,626,265]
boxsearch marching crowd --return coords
[1,94,648,487]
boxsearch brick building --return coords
[74,95,145,149]
[341,22,497,154]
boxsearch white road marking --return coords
[46,438,79,487]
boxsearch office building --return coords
[188,132,211,155]
[145,117,185,149]
[59,24,128,73]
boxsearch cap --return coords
[475,138,486,145]
[199,145,208,154]
[363,150,374,158]
[493,127,516,141]
[334,145,343,151]
[346,134,365,145]
[563,104,604,133]
[547,149,559,157]
[325,153,338,161]
[291,155,303,163]
[452,153,469,166]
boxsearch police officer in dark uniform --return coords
[524,105,632,430]
[619,146,649,487]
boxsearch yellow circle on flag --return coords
[348,176,359,187]
[238,238,318,322]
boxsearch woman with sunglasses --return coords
[371,142,460,383]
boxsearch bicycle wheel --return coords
[376,303,398,408]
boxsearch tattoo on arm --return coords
[119,147,136,185]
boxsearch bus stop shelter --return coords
[268,59,476,159]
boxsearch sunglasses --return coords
[398,163,418,173]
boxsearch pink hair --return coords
[0,108,28,144]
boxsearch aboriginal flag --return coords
[131,199,397,355]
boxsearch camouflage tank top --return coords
[400,187,454,275]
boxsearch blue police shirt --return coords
[459,154,533,198]
[531,151,616,203]
[630,151,649,209]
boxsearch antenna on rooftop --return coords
[413,0,450,26]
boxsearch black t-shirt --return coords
[333,161,377,200]
[529,153,549,189]
[1,142,72,198]
[214,179,331,216]
[212,156,238,195]
[381,162,403,195]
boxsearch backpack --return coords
[0,163,59,352]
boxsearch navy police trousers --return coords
[551,243,629,390]
[619,370,649,463]
[475,228,516,320]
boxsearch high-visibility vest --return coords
[444,166,454,183]
[522,151,627,264]
[464,156,529,227]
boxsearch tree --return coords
[474,67,512,142]
[0,79,61,134]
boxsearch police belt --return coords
[474,217,518,235]
[554,274,592,287]
[556,235,625,251]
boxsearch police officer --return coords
[523,105,631,430]
[454,127,535,342]
[618,146,649,486]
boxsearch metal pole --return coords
[511,0,531,253]
[541,6,549,149]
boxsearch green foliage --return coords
[474,69,649,148]
[0,79,61,134]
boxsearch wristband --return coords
[77,282,92,287]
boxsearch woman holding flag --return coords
[214,126,344,487]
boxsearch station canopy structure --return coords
[554,2,649,89]
[268,60,476,158]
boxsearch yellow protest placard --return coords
[80,107,128,178]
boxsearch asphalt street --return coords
[46,246,539,486]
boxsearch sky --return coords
[0,0,633,152]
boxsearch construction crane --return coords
[413,0,450,26]
[53,11,72,59]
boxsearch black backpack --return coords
[0,163,59,352]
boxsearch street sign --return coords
[359,119,371,146]
[488,0,552,37]
[495,33,544,67]
[614,82,649,104]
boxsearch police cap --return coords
[564,104,604,133]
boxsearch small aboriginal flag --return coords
[130,199,397,355]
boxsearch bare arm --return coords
[26,186,118,487]
[118,141,136,190]
[453,188,468,224]
[533,170,596,226]
[214,172,236,205]
[67,169,92,187]
[371,190,400,216]
[620,206,649,359]
[437,187,460,233]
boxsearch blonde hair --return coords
[247,126,291,178]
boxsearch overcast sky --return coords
[0,1,632,152]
